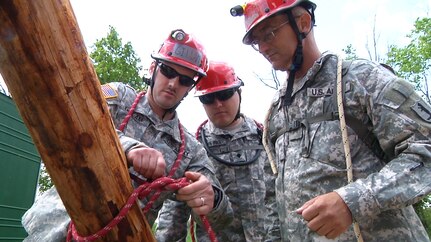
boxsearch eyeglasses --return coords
[199,88,237,105]
[250,21,290,51]
[158,63,197,87]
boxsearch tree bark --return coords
[0,1,155,241]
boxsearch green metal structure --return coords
[0,92,40,241]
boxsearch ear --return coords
[149,61,157,75]
[298,12,312,33]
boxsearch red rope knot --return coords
[67,91,218,241]
[67,177,218,242]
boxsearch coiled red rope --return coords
[67,91,218,242]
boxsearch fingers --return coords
[183,196,211,215]
[184,171,201,182]
[190,196,206,208]
[147,155,165,179]
[300,201,319,222]
[314,222,337,239]
[299,192,353,239]
[178,194,212,215]
[296,196,317,215]
[177,172,209,196]
[308,215,345,239]
[127,148,166,179]
[127,151,215,215]
[176,172,215,215]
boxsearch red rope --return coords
[195,119,209,139]
[117,91,146,132]
[67,91,218,241]
[190,215,217,242]
[190,218,196,242]
[67,177,187,241]
[66,177,219,241]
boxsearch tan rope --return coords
[262,104,278,175]
[336,55,364,242]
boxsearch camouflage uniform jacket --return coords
[21,82,233,241]
[156,115,281,242]
[266,52,431,241]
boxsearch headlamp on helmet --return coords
[151,29,209,77]
[171,30,186,41]
[230,4,245,17]
[230,0,316,45]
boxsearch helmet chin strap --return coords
[234,89,242,121]
[224,88,242,128]
[148,61,158,99]
[283,10,306,106]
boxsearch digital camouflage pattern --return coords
[22,188,70,241]
[156,115,281,241]
[266,52,431,241]
[21,82,233,241]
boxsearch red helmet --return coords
[195,61,243,97]
[151,29,208,76]
[230,0,316,45]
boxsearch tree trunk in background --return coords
[0,1,155,241]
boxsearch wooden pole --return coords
[0,1,155,241]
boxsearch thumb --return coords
[184,171,201,182]
[296,197,317,214]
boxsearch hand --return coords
[126,147,166,180]
[296,192,352,239]
[176,171,215,215]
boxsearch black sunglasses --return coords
[158,63,197,87]
[199,88,237,105]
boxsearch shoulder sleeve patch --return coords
[101,83,118,99]
[411,100,431,123]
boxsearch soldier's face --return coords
[150,62,195,111]
[202,89,240,128]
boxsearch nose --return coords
[258,42,270,54]
[168,76,179,87]
[213,98,223,107]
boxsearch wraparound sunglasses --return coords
[158,63,197,87]
[199,88,237,105]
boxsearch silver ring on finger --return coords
[200,197,205,207]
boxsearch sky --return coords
[1,0,430,131]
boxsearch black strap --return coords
[283,10,305,107]
[344,114,386,160]
[283,73,296,106]
[200,128,262,166]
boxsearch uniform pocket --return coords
[308,120,349,170]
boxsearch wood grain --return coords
[0,1,155,241]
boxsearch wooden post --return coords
[0,1,155,241]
